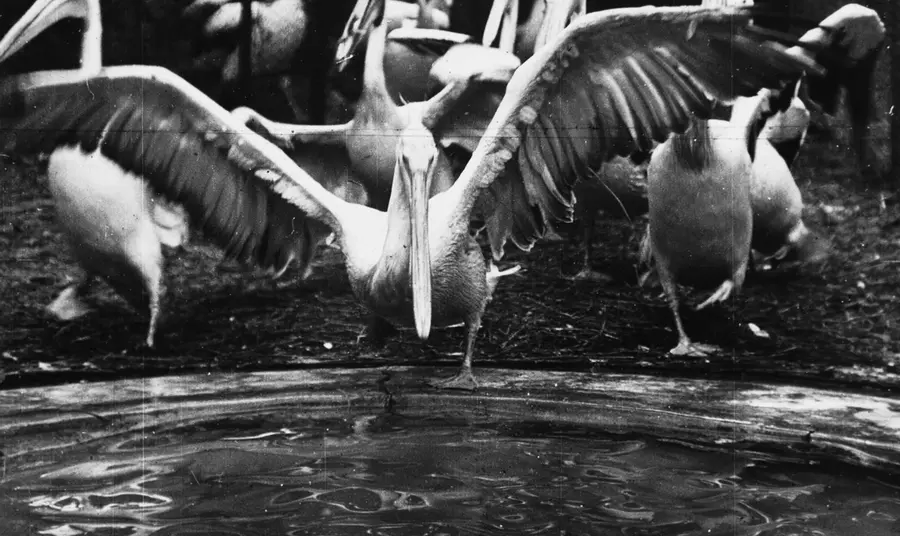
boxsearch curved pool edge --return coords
[1,367,898,471]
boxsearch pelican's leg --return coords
[430,315,481,391]
[571,211,613,283]
[657,264,719,358]
[144,270,163,349]
[46,275,96,321]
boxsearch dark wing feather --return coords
[0,68,345,277]
[444,6,824,257]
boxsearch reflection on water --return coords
[2,412,899,535]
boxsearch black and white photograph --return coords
[0,0,897,533]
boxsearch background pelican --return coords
[327,0,462,112]
[234,0,520,211]
[0,0,365,346]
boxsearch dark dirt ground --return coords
[1,126,898,394]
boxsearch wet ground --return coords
[0,129,898,393]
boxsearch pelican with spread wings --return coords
[0,0,882,388]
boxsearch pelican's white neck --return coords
[80,0,102,73]
[360,22,393,111]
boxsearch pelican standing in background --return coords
[1,0,883,388]
[180,0,360,123]
[639,76,824,286]
[326,0,461,109]
[233,0,520,211]
[645,94,771,357]
[640,1,885,356]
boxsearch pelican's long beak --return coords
[0,0,100,69]
[400,151,435,341]
[335,0,385,72]
[536,0,586,52]
[482,0,517,52]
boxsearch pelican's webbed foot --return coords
[669,340,721,358]
[430,366,479,391]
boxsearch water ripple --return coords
[3,412,899,535]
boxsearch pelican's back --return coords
[648,119,753,289]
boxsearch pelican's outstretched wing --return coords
[0,67,354,275]
[442,5,880,259]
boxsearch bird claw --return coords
[429,368,479,391]
[669,341,721,358]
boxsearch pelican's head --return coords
[794,4,884,165]
[335,0,385,72]
[0,0,101,72]
[396,124,439,341]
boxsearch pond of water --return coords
[2,407,899,535]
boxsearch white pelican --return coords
[327,0,459,109]
[638,78,825,285]
[645,94,773,357]
[0,0,365,346]
[1,0,883,388]
[747,77,829,268]
[180,0,447,122]
[640,0,885,356]
[179,0,361,124]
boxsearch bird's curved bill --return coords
[0,0,88,64]
[334,0,384,72]
[407,160,433,341]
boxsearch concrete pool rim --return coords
[1,367,898,474]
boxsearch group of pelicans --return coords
[0,0,886,389]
